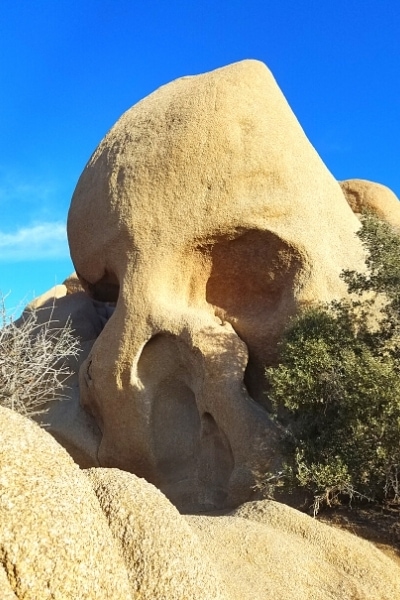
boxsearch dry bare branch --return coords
[0,293,80,418]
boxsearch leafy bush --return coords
[265,214,400,508]
[0,296,80,418]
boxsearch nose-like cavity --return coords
[81,307,279,512]
[118,319,276,511]
[136,331,238,510]
[136,333,202,505]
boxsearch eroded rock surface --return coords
[186,500,400,600]
[5,58,400,599]
[67,59,365,510]
[85,468,228,599]
[2,406,400,599]
[16,286,103,467]
[0,407,132,599]
[340,178,400,227]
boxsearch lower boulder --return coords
[0,407,132,600]
[340,178,400,227]
[1,406,399,599]
[186,500,400,600]
[85,468,228,599]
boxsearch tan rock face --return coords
[186,500,400,600]
[340,178,400,228]
[16,289,104,468]
[85,468,228,599]
[67,59,365,510]
[5,428,398,600]
[0,407,132,599]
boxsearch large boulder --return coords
[1,406,399,598]
[340,178,400,228]
[15,288,104,468]
[67,59,366,511]
[186,500,400,600]
[85,468,228,599]
[0,407,132,599]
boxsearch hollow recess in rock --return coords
[203,229,302,400]
[78,269,120,303]
[136,333,236,510]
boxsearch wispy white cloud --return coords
[0,166,58,206]
[0,180,56,204]
[0,168,70,235]
[0,222,69,261]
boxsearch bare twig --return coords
[0,293,80,418]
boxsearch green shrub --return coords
[265,214,400,508]
[0,296,80,419]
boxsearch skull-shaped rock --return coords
[67,60,364,511]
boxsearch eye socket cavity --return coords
[77,269,120,303]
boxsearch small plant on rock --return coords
[0,295,80,419]
[264,214,400,509]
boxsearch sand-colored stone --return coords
[23,284,67,310]
[0,566,17,599]
[15,290,103,468]
[18,289,103,342]
[63,271,85,294]
[2,403,399,598]
[85,468,228,599]
[0,406,132,599]
[186,500,400,599]
[35,365,102,469]
[67,59,366,511]
[340,178,400,228]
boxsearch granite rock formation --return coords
[2,406,400,599]
[67,59,366,511]
[340,178,400,227]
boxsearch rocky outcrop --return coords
[0,406,132,599]
[5,59,400,600]
[1,406,399,599]
[186,501,400,599]
[15,287,103,468]
[66,59,366,511]
[340,178,400,227]
[85,468,228,599]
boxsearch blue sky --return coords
[1,0,399,317]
